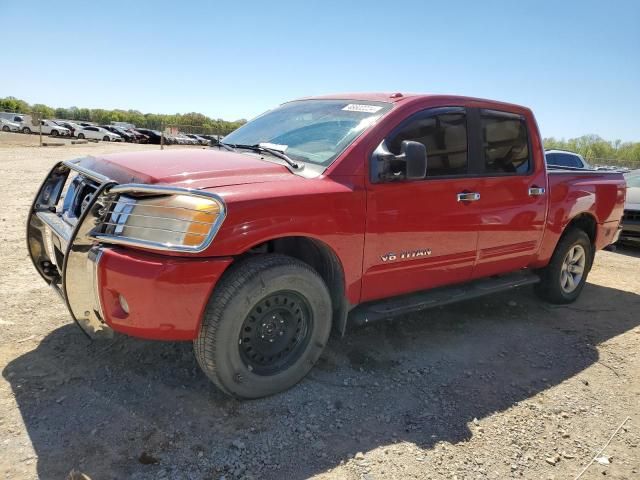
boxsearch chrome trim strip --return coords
[91,233,213,253]
[35,211,73,249]
[89,247,106,324]
[91,183,227,253]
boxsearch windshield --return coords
[222,99,392,166]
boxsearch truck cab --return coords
[26,93,625,398]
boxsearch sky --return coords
[1,0,638,141]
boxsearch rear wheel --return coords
[194,254,332,399]
[22,127,31,134]
[535,228,593,304]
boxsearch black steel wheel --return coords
[239,291,312,376]
[194,254,332,399]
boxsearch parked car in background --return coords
[1,118,21,132]
[0,112,27,124]
[38,120,70,136]
[619,170,640,246]
[595,165,631,173]
[126,129,149,143]
[186,134,211,145]
[174,133,198,145]
[6,114,31,133]
[545,150,591,169]
[76,126,122,142]
[54,121,84,137]
[200,134,223,145]
[100,125,136,142]
[134,128,163,144]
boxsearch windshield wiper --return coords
[216,141,235,152]
[228,143,302,169]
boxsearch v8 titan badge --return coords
[381,248,432,262]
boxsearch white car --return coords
[76,126,123,142]
[39,120,71,137]
[0,118,20,132]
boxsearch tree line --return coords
[0,96,246,136]
[1,96,639,165]
[543,134,640,167]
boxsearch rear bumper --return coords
[27,160,233,340]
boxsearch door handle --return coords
[528,186,546,196]
[457,192,481,202]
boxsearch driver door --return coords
[361,107,480,302]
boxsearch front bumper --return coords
[27,160,232,340]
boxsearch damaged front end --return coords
[27,160,115,338]
[26,158,227,339]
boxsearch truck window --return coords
[481,112,530,174]
[547,152,582,168]
[387,112,468,177]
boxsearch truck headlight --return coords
[97,187,226,252]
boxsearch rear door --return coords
[469,109,547,278]
[361,107,481,302]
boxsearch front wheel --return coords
[77,133,85,139]
[103,136,110,142]
[535,228,593,304]
[194,254,332,399]
[51,130,59,137]
[22,127,31,134]
[2,126,9,132]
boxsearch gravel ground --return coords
[1,133,639,480]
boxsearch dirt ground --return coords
[1,131,639,480]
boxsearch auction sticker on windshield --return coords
[341,104,383,113]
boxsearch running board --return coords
[349,270,540,326]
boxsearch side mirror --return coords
[398,140,427,180]
[370,140,427,183]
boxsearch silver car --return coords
[620,170,640,245]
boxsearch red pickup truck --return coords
[27,93,626,398]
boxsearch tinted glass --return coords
[387,112,468,176]
[481,113,530,174]
[546,152,581,168]
[222,99,392,166]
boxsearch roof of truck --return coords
[293,92,530,112]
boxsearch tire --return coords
[103,136,110,142]
[22,127,31,134]
[194,254,332,399]
[51,130,59,137]
[535,228,593,304]
[77,133,85,139]
[2,126,9,132]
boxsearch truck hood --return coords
[73,148,295,189]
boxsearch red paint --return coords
[85,93,625,340]
[97,248,232,340]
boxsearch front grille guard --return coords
[26,159,226,339]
